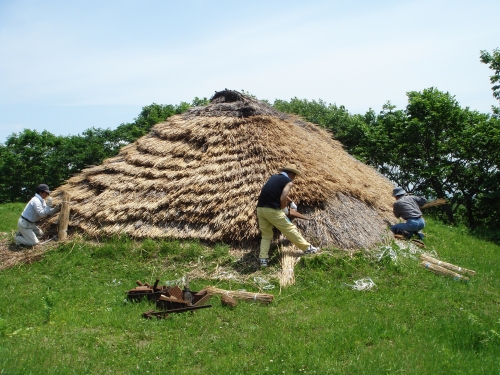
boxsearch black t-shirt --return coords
[257,174,292,209]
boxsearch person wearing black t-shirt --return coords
[256,164,318,267]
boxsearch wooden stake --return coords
[57,191,71,241]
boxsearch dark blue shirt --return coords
[257,174,292,209]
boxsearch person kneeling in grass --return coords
[15,184,61,247]
[390,187,426,240]
[256,164,318,267]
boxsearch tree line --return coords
[0,100,203,203]
[1,50,499,241]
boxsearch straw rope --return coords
[420,254,476,276]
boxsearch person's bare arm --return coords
[280,182,293,209]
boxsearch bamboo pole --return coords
[57,191,71,241]
[420,254,476,276]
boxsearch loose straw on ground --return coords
[420,261,469,281]
[206,286,274,304]
[420,254,476,276]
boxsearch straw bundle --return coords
[420,261,469,281]
[205,286,274,304]
[279,248,301,287]
[44,89,396,250]
[421,198,447,209]
[420,254,476,276]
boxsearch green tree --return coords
[480,48,500,115]
[0,130,65,202]
[457,113,500,231]
[0,100,197,202]
[358,88,500,230]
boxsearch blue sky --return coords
[1,0,499,143]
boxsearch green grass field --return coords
[0,204,499,374]
[0,203,24,233]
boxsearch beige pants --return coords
[257,207,310,259]
[16,217,43,246]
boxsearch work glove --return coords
[52,203,62,214]
[290,201,297,210]
[282,207,289,215]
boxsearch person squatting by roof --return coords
[15,184,62,247]
[390,187,427,240]
[256,164,318,267]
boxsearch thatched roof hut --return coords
[48,90,395,250]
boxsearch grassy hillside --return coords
[0,205,499,374]
[0,203,25,233]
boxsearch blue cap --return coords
[392,187,406,197]
[37,184,51,194]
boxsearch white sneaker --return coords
[304,245,319,254]
[259,258,268,267]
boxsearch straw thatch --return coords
[46,89,395,250]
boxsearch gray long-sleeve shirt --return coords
[21,194,57,222]
[393,195,427,220]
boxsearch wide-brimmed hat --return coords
[37,184,51,194]
[279,164,302,176]
[392,187,406,197]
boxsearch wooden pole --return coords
[58,191,71,241]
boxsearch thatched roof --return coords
[48,89,395,250]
